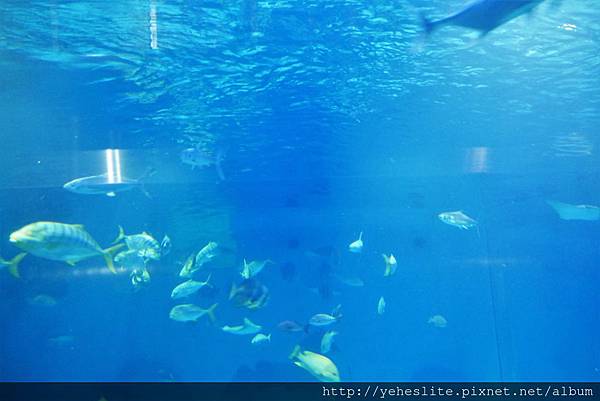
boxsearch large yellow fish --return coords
[9,222,123,274]
[289,345,341,382]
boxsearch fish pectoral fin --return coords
[66,260,78,267]
[106,192,116,197]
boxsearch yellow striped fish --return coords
[9,222,123,274]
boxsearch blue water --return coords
[0,0,599,382]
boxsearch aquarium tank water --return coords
[0,0,598,384]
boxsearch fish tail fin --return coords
[267,334,271,341]
[205,303,218,324]
[102,243,125,274]
[112,225,126,245]
[229,282,237,300]
[289,345,301,360]
[0,252,26,278]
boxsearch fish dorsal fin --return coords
[71,224,85,229]
[243,317,252,326]
[358,231,363,241]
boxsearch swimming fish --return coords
[289,345,341,382]
[169,303,217,323]
[0,252,26,278]
[251,333,271,345]
[130,267,151,290]
[194,242,219,268]
[320,331,338,354]
[112,226,163,261]
[240,258,272,279]
[438,211,478,230]
[160,235,172,257]
[428,314,448,328]
[114,249,146,271]
[421,0,547,38]
[180,147,226,181]
[348,232,363,253]
[277,320,306,333]
[222,317,262,335]
[63,169,153,198]
[28,294,58,307]
[377,296,386,315]
[9,222,123,274]
[178,253,196,278]
[171,274,212,299]
[309,313,340,327]
[382,253,397,277]
[229,278,269,310]
[546,200,600,221]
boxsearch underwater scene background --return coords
[0,0,599,382]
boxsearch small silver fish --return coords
[180,148,226,181]
[377,296,386,315]
[438,211,478,230]
[169,303,217,323]
[222,317,262,335]
[309,313,339,327]
[171,274,212,299]
[251,333,271,345]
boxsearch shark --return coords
[421,0,548,38]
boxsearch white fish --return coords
[309,313,339,327]
[348,232,363,253]
[251,333,271,345]
[428,314,448,328]
[240,258,272,279]
[222,317,262,335]
[438,211,478,230]
[169,303,217,323]
[546,200,600,221]
[320,331,338,354]
[382,254,397,277]
[171,274,212,299]
[377,296,386,315]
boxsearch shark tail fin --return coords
[102,243,125,274]
[420,13,436,36]
[0,252,26,278]
[205,303,218,324]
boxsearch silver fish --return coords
[309,313,339,327]
[438,211,478,230]
[171,274,212,299]
[169,303,217,323]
